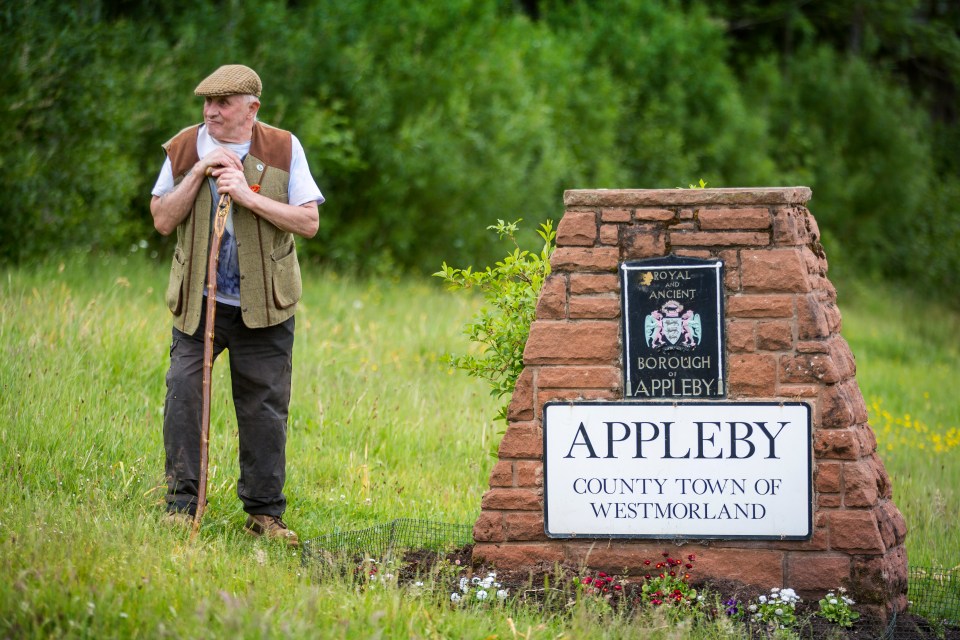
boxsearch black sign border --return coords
[620,257,727,399]
[541,400,813,541]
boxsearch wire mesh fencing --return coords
[302,522,958,638]
[301,518,472,567]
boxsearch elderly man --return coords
[151,64,323,546]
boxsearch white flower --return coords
[476,590,488,601]
[459,577,469,592]
[842,596,855,606]
[748,604,757,612]
[775,608,784,616]
[497,589,509,599]
[829,598,838,605]
[771,587,780,593]
[450,593,461,603]
[471,576,481,585]
[759,595,767,603]
[414,581,424,587]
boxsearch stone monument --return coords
[472,187,908,620]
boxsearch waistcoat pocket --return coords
[165,247,186,315]
[271,240,301,309]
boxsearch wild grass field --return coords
[1,255,957,638]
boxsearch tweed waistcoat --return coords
[162,121,302,334]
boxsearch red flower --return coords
[250,184,261,193]
[644,560,651,565]
[688,554,696,561]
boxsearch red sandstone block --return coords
[507,368,535,422]
[473,511,505,542]
[786,554,850,593]
[672,222,697,231]
[779,383,819,398]
[551,247,620,272]
[719,250,740,290]
[671,231,770,247]
[727,354,777,397]
[857,426,879,459]
[523,320,620,364]
[819,494,842,508]
[797,294,830,340]
[535,274,567,319]
[634,207,676,221]
[867,451,890,498]
[563,187,812,208]
[488,460,513,487]
[877,501,908,548]
[816,461,842,493]
[569,296,620,319]
[679,208,695,220]
[570,273,619,295]
[850,547,909,617]
[829,510,885,553]
[622,226,667,258]
[699,207,771,230]
[741,249,811,293]
[480,488,542,511]
[797,340,831,354]
[814,429,862,460]
[803,245,828,278]
[843,459,880,507]
[498,422,542,458]
[515,460,542,488]
[562,543,671,573]
[773,207,809,246]
[600,208,631,222]
[695,549,784,587]
[503,512,547,541]
[599,224,619,245]
[557,211,597,246]
[535,389,621,419]
[757,321,793,351]
[537,366,621,389]
[726,321,756,352]
[472,542,565,568]
[828,336,857,380]
[825,302,843,334]
[780,353,842,384]
[674,249,711,258]
[726,295,795,318]
[820,382,857,430]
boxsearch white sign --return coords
[543,402,811,539]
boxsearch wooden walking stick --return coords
[191,189,231,539]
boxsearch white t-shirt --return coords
[152,124,324,306]
[151,124,324,206]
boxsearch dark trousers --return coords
[163,300,294,517]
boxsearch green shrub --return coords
[434,219,555,421]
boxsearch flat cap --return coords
[194,64,262,97]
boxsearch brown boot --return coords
[244,514,299,547]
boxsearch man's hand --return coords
[151,148,245,236]
[199,147,244,176]
[212,166,319,238]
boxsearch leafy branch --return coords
[434,219,555,421]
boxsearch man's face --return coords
[203,95,258,143]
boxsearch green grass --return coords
[1,256,957,638]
